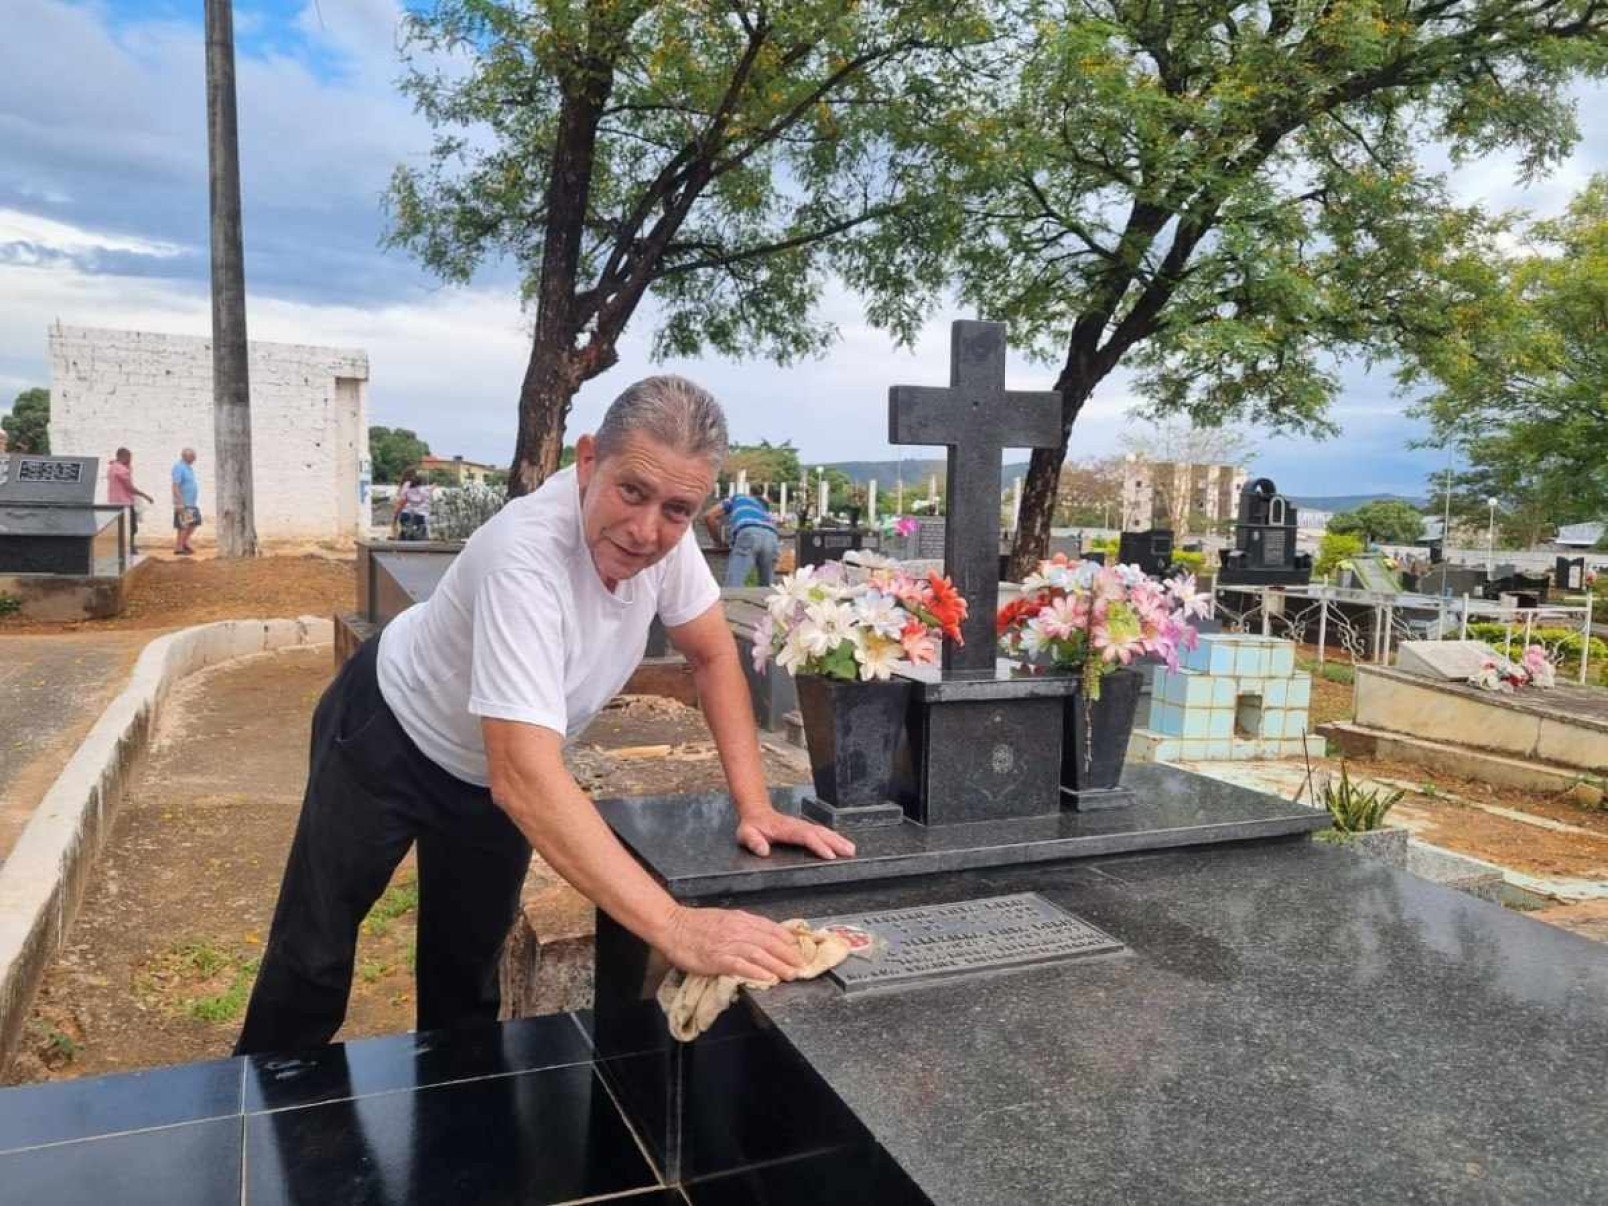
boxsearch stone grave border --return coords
[0,616,333,1076]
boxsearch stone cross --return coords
[889,321,1061,675]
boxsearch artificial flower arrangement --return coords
[752,558,968,682]
[1468,644,1556,693]
[996,554,1213,699]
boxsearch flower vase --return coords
[1062,667,1143,810]
[795,674,911,830]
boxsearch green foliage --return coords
[3,387,49,453]
[0,594,20,617]
[385,0,984,469]
[1328,501,1426,545]
[1322,764,1404,834]
[1411,177,1608,533]
[722,441,803,494]
[369,426,431,484]
[1170,550,1206,575]
[1315,532,1365,577]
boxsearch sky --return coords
[3,0,1605,497]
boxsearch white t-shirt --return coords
[377,466,720,786]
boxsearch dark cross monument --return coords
[889,320,1062,676]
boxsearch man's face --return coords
[575,432,714,585]
[183,450,196,464]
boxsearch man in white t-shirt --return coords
[235,376,851,1055]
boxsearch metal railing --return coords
[1212,581,1596,685]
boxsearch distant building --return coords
[1121,458,1247,535]
[1556,521,1605,548]
[419,454,500,486]
[50,323,370,545]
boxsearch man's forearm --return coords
[691,644,773,820]
[489,749,682,950]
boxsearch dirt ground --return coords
[6,645,807,1085]
[0,552,355,635]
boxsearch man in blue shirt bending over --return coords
[704,483,779,587]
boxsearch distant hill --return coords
[823,459,1031,488]
[1288,493,1428,513]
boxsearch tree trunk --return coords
[204,0,257,556]
[509,335,583,496]
[1009,372,1097,580]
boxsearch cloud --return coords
[1,2,1604,500]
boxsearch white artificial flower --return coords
[854,635,903,681]
[852,589,906,640]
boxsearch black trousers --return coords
[235,636,532,1056]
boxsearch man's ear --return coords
[574,434,598,491]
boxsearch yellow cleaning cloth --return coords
[657,919,851,1042]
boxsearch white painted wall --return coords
[48,324,371,545]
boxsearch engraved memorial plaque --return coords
[810,892,1125,994]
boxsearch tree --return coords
[908,3,1608,577]
[3,388,49,453]
[386,0,981,496]
[1053,456,1124,527]
[369,426,432,484]
[1119,418,1255,469]
[1410,175,1608,530]
[721,441,803,494]
[1328,499,1425,545]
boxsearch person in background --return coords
[704,482,779,587]
[393,468,431,540]
[171,447,201,556]
[107,447,154,556]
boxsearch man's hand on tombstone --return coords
[662,905,806,983]
[735,808,856,861]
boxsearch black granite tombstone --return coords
[1215,478,1312,586]
[0,453,124,576]
[796,526,863,568]
[1557,556,1586,592]
[1117,528,1173,577]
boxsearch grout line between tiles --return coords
[0,1112,235,1158]
[238,1112,248,1206]
[591,1059,666,1188]
[246,1053,598,1115]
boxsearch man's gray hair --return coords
[594,375,728,468]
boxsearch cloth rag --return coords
[657,919,851,1042]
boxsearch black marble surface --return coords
[597,763,1327,899]
[745,842,1608,1205]
[244,1011,592,1112]
[0,1116,243,1206]
[0,1056,242,1153]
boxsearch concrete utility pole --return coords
[205,0,257,556]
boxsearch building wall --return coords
[1122,459,1247,534]
[49,324,371,545]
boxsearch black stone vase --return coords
[1062,667,1142,810]
[796,674,911,830]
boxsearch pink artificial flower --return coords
[751,614,774,676]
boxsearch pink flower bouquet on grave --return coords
[751,560,967,682]
[1468,644,1556,693]
[996,554,1212,701]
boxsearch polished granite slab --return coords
[597,763,1327,899]
[744,842,1608,1205]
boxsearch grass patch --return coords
[362,872,419,939]
[137,940,261,1025]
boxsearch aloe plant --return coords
[1323,764,1404,834]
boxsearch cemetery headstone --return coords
[1216,478,1312,586]
[1395,639,1503,682]
[796,527,863,568]
[1556,556,1586,592]
[1118,528,1174,577]
[0,452,116,576]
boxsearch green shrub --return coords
[1322,764,1404,833]
[1170,549,1207,574]
[0,594,20,617]
[1315,532,1365,578]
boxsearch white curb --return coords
[0,616,333,1074]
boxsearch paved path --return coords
[0,633,146,866]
